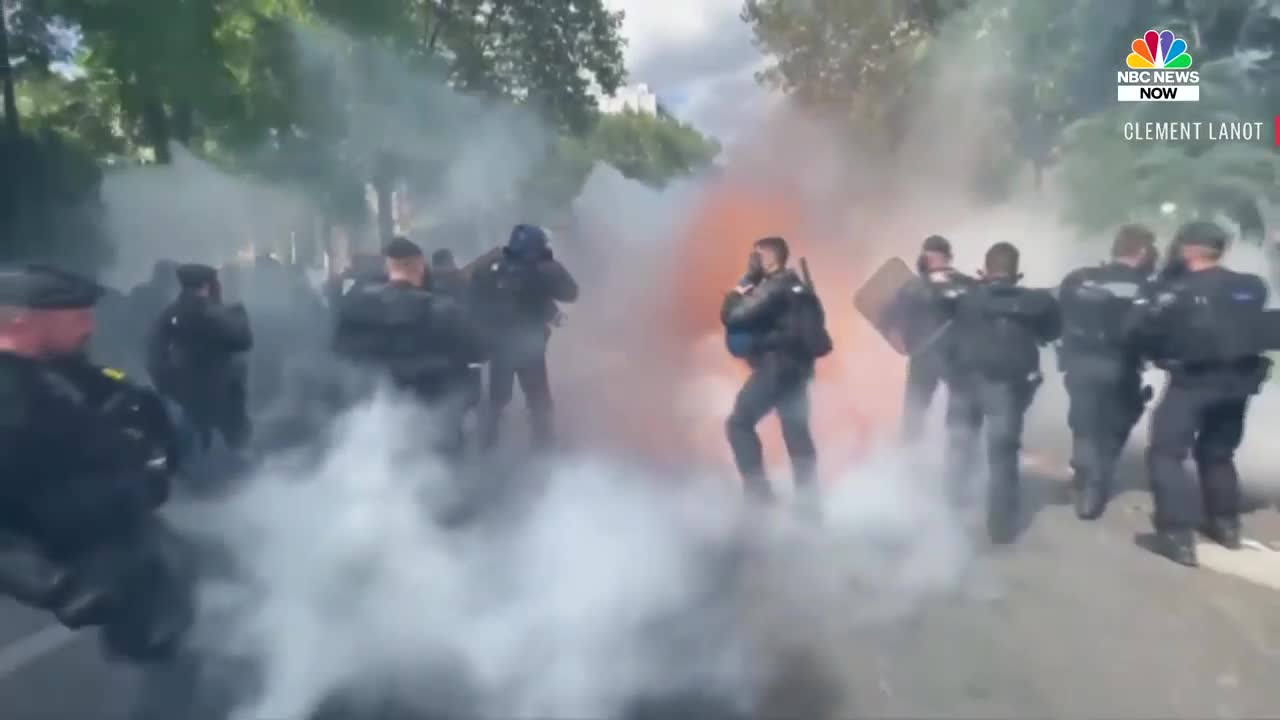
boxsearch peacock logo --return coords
[1127,30,1193,69]
[1117,29,1199,102]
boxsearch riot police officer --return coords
[470,224,578,451]
[883,235,971,440]
[1128,220,1271,567]
[333,237,485,459]
[146,264,254,450]
[1057,224,1158,520]
[0,264,193,662]
[944,243,1061,543]
[721,236,833,503]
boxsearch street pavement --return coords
[3,458,1280,720]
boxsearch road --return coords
[2,460,1280,720]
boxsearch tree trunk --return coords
[0,5,19,139]
[141,98,172,163]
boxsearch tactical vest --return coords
[1164,280,1264,366]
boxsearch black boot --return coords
[1074,481,1109,521]
[1199,517,1243,550]
[986,480,1020,545]
[1153,529,1198,567]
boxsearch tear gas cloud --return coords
[177,388,971,719]
[110,4,1280,719]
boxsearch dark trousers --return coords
[944,375,1036,541]
[725,360,816,501]
[1064,368,1145,503]
[1146,382,1249,531]
[901,355,944,440]
[481,336,554,450]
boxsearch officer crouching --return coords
[944,243,1061,543]
[1128,220,1271,567]
[333,237,485,460]
[1057,224,1158,520]
[721,236,833,505]
[0,264,194,662]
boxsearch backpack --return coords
[791,289,834,359]
[725,330,754,358]
[476,257,557,326]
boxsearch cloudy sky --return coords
[601,0,775,142]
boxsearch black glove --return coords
[744,251,764,285]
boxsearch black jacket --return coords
[947,277,1061,382]
[1126,265,1270,388]
[469,255,578,339]
[883,267,974,359]
[721,268,816,369]
[1057,261,1151,374]
[333,280,485,394]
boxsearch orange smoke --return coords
[575,118,913,482]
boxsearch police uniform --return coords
[1057,261,1153,519]
[333,258,486,460]
[469,225,578,451]
[721,268,823,501]
[1130,246,1270,566]
[943,275,1061,543]
[146,264,254,450]
[0,265,193,661]
[882,236,968,440]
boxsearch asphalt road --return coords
[3,465,1280,720]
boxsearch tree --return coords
[1054,0,1280,241]
[741,0,972,138]
[588,109,719,188]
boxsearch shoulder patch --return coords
[101,367,126,382]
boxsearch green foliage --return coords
[744,0,1280,241]
[0,131,110,270]
[588,110,720,188]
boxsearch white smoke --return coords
[171,381,975,720]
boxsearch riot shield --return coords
[852,257,915,356]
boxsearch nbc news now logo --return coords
[1116,29,1200,101]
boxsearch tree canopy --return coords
[742,0,1280,242]
[1,0,720,262]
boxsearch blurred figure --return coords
[470,224,578,451]
[430,248,467,301]
[325,253,386,310]
[128,260,180,321]
[721,236,833,505]
[943,243,1060,544]
[1057,224,1158,520]
[146,264,254,451]
[430,248,483,445]
[0,264,194,663]
[333,238,485,460]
